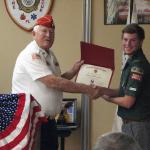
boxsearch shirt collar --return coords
[130,48,142,60]
[126,49,142,65]
[33,40,50,58]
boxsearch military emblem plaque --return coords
[4,0,54,31]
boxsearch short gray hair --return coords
[33,25,40,32]
[93,132,142,150]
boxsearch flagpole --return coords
[81,0,91,150]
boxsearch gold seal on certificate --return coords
[76,64,113,88]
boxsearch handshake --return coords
[86,85,112,100]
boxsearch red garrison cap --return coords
[36,15,54,28]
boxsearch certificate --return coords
[76,64,113,88]
[76,41,115,88]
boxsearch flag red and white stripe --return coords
[0,93,45,150]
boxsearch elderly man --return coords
[12,15,103,150]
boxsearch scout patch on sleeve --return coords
[131,66,143,75]
[131,66,143,81]
[32,53,41,60]
[131,73,142,81]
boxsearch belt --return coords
[122,118,150,124]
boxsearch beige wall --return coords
[0,1,150,150]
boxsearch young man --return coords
[101,24,150,150]
[12,15,103,150]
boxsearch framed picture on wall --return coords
[135,0,150,24]
[104,0,150,25]
[104,0,129,25]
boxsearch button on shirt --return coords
[12,40,63,116]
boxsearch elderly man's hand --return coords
[71,60,84,76]
[88,85,104,100]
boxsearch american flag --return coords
[0,93,45,150]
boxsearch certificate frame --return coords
[76,41,115,88]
